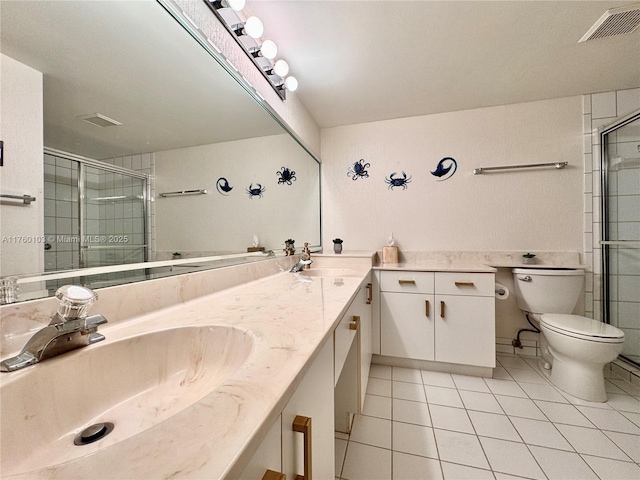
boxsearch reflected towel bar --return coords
[0,194,36,205]
[473,162,568,175]
[159,189,207,197]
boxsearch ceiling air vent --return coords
[77,113,122,127]
[579,3,640,42]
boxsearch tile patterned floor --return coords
[335,355,640,480]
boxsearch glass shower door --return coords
[603,113,640,366]
[81,165,147,268]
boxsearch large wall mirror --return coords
[0,0,321,302]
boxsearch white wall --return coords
[154,134,320,255]
[321,96,584,253]
[0,54,44,277]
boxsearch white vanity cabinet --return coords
[380,270,495,368]
[240,337,335,480]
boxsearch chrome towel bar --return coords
[473,161,568,175]
[0,194,36,205]
[159,189,207,197]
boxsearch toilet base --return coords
[546,356,608,403]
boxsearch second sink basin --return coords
[0,325,253,477]
[298,267,361,277]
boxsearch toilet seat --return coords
[540,314,624,343]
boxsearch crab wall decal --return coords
[246,183,266,198]
[347,159,371,181]
[385,171,412,190]
[277,166,297,185]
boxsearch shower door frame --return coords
[44,148,150,269]
[599,108,640,367]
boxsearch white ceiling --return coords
[246,0,640,128]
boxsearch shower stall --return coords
[43,150,148,279]
[601,110,640,367]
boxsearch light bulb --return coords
[226,0,245,11]
[284,76,298,92]
[244,16,264,39]
[273,59,289,77]
[260,40,277,59]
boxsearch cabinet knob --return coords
[292,415,312,480]
[349,315,360,331]
[262,470,286,480]
[454,281,475,287]
[440,301,445,318]
[398,279,416,285]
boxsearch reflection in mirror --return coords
[0,0,320,302]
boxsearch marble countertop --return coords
[375,262,497,273]
[3,268,370,480]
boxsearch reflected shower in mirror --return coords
[0,0,320,302]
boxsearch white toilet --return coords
[512,268,624,402]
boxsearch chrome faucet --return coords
[0,285,107,372]
[290,253,313,273]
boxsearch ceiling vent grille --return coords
[579,4,640,42]
[77,113,122,128]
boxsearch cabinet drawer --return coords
[380,270,434,293]
[435,272,494,297]
[334,312,357,385]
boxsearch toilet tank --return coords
[512,268,584,314]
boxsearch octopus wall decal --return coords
[347,159,371,180]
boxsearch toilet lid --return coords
[540,314,625,342]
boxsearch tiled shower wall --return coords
[582,88,640,363]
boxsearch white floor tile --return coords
[369,364,392,380]
[497,355,531,369]
[493,366,513,380]
[349,414,391,449]
[441,462,494,480]
[621,410,640,427]
[605,380,628,394]
[434,429,489,470]
[393,451,443,480]
[367,377,392,397]
[505,367,547,384]
[362,394,392,420]
[393,398,431,426]
[479,437,545,480]
[468,410,521,442]
[485,378,528,398]
[335,438,348,478]
[554,423,630,461]
[495,395,547,420]
[425,385,463,408]
[421,370,456,388]
[393,381,427,402]
[392,422,438,459]
[429,404,474,434]
[607,392,640,414]
[517,382,569,403]
[393,367,423,384]
[581,454,640,480]
[561,390,614,409]
[576,405,640,434]
[335,431,349,441]
[528,445,598,480]
[602,430,640,463]
[452,374,491,393]
[509,417,574,451]
[341,441,391,480]
[609,378,640,396]
[533,400,594,428]
[459,389,504,414]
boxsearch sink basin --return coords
[0,325,253,476]
[298,267,361,277]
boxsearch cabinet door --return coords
[435,295,495,367]
[381,292,435,361]
[238,415,282,480]
[282,338,335,480]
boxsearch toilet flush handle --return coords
[517,275,532,282]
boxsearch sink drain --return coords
[74,422,114,445]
